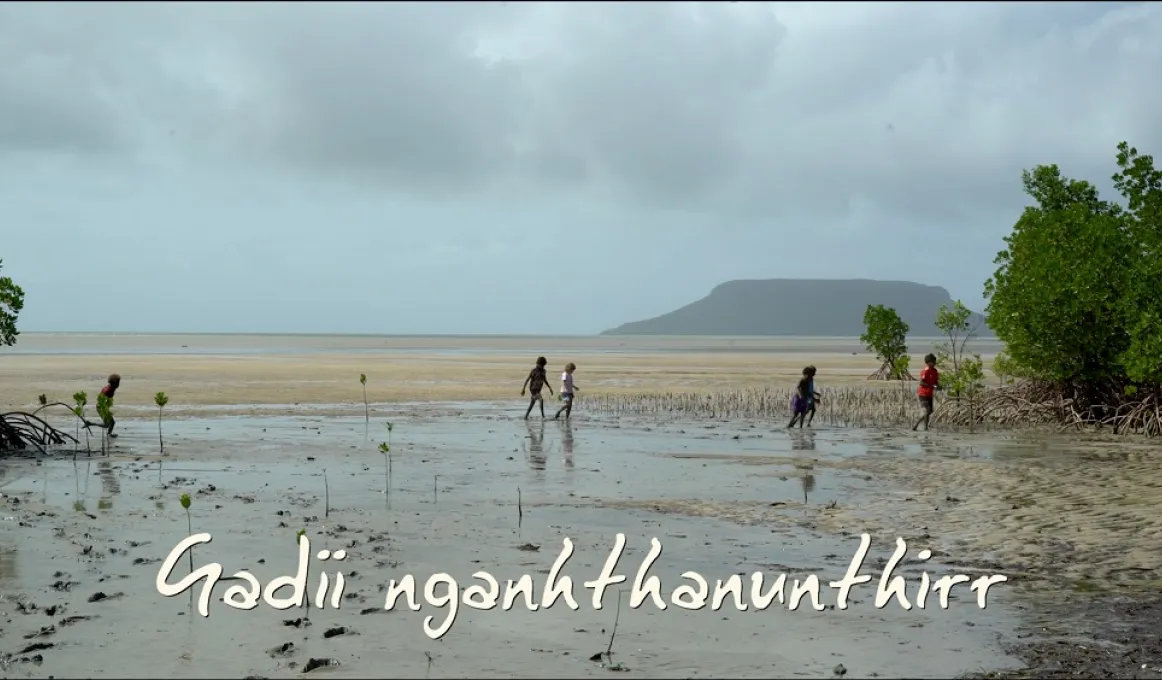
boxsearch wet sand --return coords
[1,413,1023,678]
[2,335,1155,677]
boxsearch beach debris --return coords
[302,658,339,673]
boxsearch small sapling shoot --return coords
[180,493,194,574]
[155,391,169,454]
[359,374,369,427]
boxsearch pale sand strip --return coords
[0,351,954,415]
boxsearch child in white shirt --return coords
[554,362,579,420]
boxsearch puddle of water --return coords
[0,414,1021,678]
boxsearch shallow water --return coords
[0,412,1020,678]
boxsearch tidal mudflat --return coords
[0,411,1034,679]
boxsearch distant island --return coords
[601,279,993,337]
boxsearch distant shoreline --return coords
[4,332,1003,359]
[16,331,988,341]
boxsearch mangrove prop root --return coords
[1,411,81,454]
[867,361,916,382]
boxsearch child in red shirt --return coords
[99,373,121,438]
[912,354,940,431]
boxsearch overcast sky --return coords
[2,2,1159,335]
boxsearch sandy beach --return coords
[1,334,1158,678]
[0,333,1000,418]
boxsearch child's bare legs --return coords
[787,413,801,429]
[554,395,573,420]
[805,404,816,427]
[524,394,547,419]
[912,397,934,431]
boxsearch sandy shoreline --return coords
[1,349,999,418]
[0,352,898,415]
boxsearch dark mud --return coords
[966,594,1162,680]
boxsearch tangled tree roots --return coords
[867,361,916,381]
[936,380,1162,436]
[0,411,79,454]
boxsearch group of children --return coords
[99,355,941,434]
[519,353,941,430]
[786,353,941,431]
[520,357,579,420]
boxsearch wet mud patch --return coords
[0,411,1082,678]
[966,593,1162,680]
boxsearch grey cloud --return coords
[3,2,1162,338]
[2,2,1160,227]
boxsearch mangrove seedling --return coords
[180,493,194,575]
[73,391,89,454]
[378,442,391,504]
[296,529,311,618]
[155,391,169,454]
[323,468,330,517]
[96,393,113,455]
[605,589,624,660]
[37,394,47,406]
[359,374,369,426]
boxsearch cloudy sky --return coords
[2,2,1159,335]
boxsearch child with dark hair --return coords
[804,365,822,427]
[787,367,812,429]
[912,353,940,431]
[521,357,554,419]
[99,373,121,438]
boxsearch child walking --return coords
[520,356,554,419]
[787,367,812,428]
[554,363,579,420]
[912,353,940,431]
[99,373,121,438]
[804,365,822,427]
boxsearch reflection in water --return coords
[0,549,19,585]
[791,430,816,451]
[801,472,816,504]
[525,421,546,472]
[560,420,575,470]
[74,460,91,497]
[99,461,121,496]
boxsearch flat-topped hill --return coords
[601,279,991,337]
